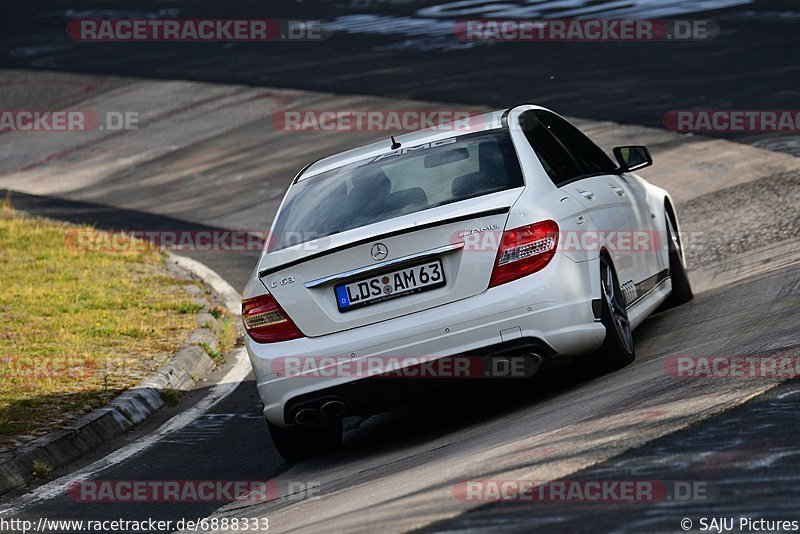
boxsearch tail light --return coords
[242,294,304,343]
[489,220,559,288]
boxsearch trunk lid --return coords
[258,191,519,337]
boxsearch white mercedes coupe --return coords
[242,105,693,460]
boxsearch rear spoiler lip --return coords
[258,206,511,279]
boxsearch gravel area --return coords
[678,170,800,269]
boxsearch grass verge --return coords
[0,203,203,448]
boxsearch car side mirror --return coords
[613,146,652,172]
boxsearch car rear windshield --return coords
[267,129,523,252]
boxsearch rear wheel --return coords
[662,213,693,308]
[267,418,342,462]
[588,255,635,373]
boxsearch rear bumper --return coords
[246,253,605,426]
[283,337,554,424]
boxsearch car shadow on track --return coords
[312,292,717,465]
[334,338,654,459]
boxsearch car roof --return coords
[300,108,512,180]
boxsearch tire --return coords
[588,255,636,374]
[267,418,342,462]
[661,213,693,309]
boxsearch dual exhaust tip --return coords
[294,400,346,425]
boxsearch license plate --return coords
[335,260,445,312]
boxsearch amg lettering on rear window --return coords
[370,137,457,163]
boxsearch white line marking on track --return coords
[0,347,251,515]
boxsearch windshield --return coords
[267,129,523,252]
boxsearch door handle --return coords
[577,189,594,200]
[610,185,625,196]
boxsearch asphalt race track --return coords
[3,0,800,153]
[3,190,800,532]
[1,1,800,532]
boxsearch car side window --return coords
[535,111,617,175]
[519,111,582,186]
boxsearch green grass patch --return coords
[0,205,198,446]
[159,388,183,406]
[197,342,224,365]
[32,459,52,478]
[217,315,239,353]
[178,302,205,315]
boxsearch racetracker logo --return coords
[664,110,800,132]
[454,19,718,41]
[66,229,266,253]
[66,479,321,503]
[270,355,538,379]
[67,229,337,254]
[272,109,482,132]
[0,355,98,382]
[66,479,321,504]
[454,480,714,502]
[67,19,328,41]
[665,355,800,378]
[0,110,138,132]
[456,229,666,253]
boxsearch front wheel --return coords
[587,255,636,374]
[267,418,342,462]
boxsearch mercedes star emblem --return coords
[371,243,389,261]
